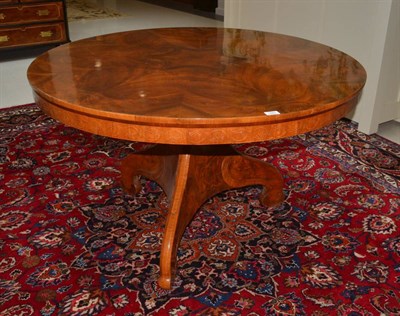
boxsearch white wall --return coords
[224,0,400,134]
[373,0,400,126]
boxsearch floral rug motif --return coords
[66,0,124,21]
[0,104,400,315]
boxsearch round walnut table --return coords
[27,27,366,289]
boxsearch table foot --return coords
[120,145,284,289]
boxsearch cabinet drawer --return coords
[0,3,64,26]
[0,22,67,48]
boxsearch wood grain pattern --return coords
[0,2,64,25]
[120,145,284,288]
[0,0,69,51]
[27,27,366,289]
[28,27,366,145]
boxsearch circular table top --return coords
[27,27,366,145]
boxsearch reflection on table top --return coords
[27,27,366,144]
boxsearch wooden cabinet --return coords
[0,0,69,53]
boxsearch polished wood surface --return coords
[27,28,366,289]
[0,2,64,25]
[27,27,366,145]
[120,145,284,288]
[0,0,69,52]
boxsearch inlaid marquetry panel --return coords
[0,0,69,53]
[0,2,64,25]
[0,22,66,48]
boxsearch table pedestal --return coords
[120,145,284,289]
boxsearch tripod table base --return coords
[120,145,284,289]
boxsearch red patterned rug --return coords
[1,104,399,315]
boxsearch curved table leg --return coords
[120,146,180,199]
[120,145,284,289]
